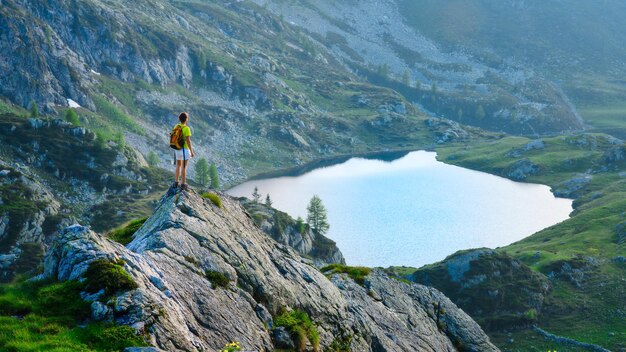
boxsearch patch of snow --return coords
[90,69,101,75]
[67,99,81,108]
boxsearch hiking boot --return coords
[181,183,191,192]
[172,181,179,189]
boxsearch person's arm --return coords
[186,136,194,157]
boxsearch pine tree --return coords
[296,216,306,234]
[29,100,39,118]
[457,108,463,120]
[252,187,261,203]
[65,108,79,126]
[402,70,410,86]
[377,63,390,78]
[306,195,330,235]
[147,151,160,167]
[265,194,273,207]
[195,157,210,186]
[209,162,220,189]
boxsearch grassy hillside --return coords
[425,134,626,351]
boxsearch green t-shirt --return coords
[178,124,192,149]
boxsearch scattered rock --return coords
[272,327,295,349]
[553,175,592,198]
[525,139,545,151]
[507,159,539,181]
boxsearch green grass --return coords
[387,266,418,277]
[321,264,371,286]
[107,217,148,245]
[201,192,223,208]
[0,279,147,351]
[83,259,138,298]
[91,95,143,135]
[579,102,626,138]
[205,270,230,289]
[273,309,319,352]
[433,133,626,350]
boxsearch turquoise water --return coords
[228,151,573,267]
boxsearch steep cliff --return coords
[42,189,498,351]
[240,198,345,265]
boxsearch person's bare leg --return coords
[181,160,188,185]
[175,160,182,183]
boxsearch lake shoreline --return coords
[239,147,436,184]
[228,150,573,268]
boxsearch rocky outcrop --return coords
[507,159,539,181]
[0,113,173,280]
[410,249,550,331]
[42,189,498,351]
[240,199,345,265]
[0,162,61,282]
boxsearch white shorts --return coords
[175,148,191,161]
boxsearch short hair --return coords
[178,112,189,123]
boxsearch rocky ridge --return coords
[42,188,499,351]
[240,198,345,265]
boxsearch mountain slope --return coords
[0,112,172,281]
[253,0,585,135]
[42,189,499,351]
[1,0,448,186]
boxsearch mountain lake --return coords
[227,151,573,267]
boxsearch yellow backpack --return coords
[169,124,184,150]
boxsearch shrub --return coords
[205,270,230,289]
[321,264,371,286]
[64,108,80,126]
[296,217,306,235]
[107,217,147,245]
[0,279,147,351]
[201,192,223,208]
[83,259,138,297]
[78,323,148,351]
[328,334,352,352]
[274,309,319,352]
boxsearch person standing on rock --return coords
[171,112,194,191]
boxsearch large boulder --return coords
[42,189,499,351]
[411,249,550,331]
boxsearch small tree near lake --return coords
[306,195,330,235]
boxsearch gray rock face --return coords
[411,249,551,331]
[43,190,498,352]
[240,199,345,265]
[507,158,539,181]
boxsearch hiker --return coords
[170,112,195,191]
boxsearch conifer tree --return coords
[252,186,261,203]
[209,162,220,189]
[147,151,160,167]
[195,157,210,186]
[65,108,79,126]
[29,100,39,118]
[306,195,330,235]
[265,194,273,207]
